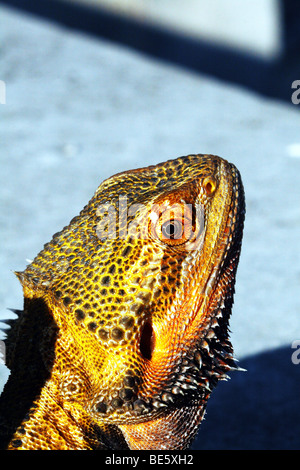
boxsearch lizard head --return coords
[16,154,245,449]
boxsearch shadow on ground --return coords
[1,0,300,105]
[191,346,300,450]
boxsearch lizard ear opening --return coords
[203,176,217,196]
[139,321,155,361]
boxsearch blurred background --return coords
[0,0,300,449]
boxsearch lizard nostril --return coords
[139,321,155,361]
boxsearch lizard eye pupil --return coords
[150,201,198,247]
[161,220,182,240]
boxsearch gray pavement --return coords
[0,5,300,449]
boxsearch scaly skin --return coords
[0,154,245,450]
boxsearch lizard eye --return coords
[161,219,183,240]
[153,203,194,246]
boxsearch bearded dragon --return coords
[0,154,245,450]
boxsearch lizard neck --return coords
[5,385,92,450]
[0,298,55,449]
[0,297,128,450]
[4,382,124,450]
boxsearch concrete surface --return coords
[0,5,299,449]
